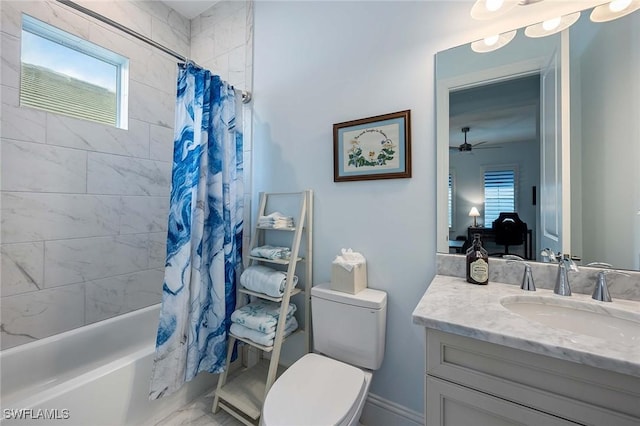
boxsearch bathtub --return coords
[0,304,217,426]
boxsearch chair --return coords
[456,235,471,253]
[491,212,527,256]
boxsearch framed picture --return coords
[333,110,411,182]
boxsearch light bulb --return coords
[591,0,638,22]
[609,0,632,12]
[471,29,516,52]
[485,0,504,12]
[471,0,517,20]
[484,35,499,46]
[542,17,561,31]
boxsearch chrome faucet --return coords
[503,255,535,291]
[540,249,560,263]
[554,254,578,296]
[586,262,629,302]
[593,271,613,302]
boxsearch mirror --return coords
[436,7,639,271]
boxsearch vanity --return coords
[422,2,640,423]
[413,272,640,426]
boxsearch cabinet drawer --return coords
[426,376,576,426]
[426,329,640,426]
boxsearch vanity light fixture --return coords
[471,30,517,53]
[470,0,519,20]
[590,0,640,22]
[470,0,543,20]
[524,11,581,38]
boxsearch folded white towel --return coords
[230,300,297,334]
[258,216,292,223]
[240,265,298,297]
[276,222,294,229]
[258,211,292,221]
[258,221,294,229]
[230,316,298,347]
[258,212,294,229]
[250,245,291,260]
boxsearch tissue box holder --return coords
[331,262,367,294]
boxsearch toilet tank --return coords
[311,283,387,370]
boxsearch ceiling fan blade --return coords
[472,141,488,147]
[474,143,502,150]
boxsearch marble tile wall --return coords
[190,1,254,267]
[0,0,190,349]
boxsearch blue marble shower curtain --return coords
[149,63,243,399]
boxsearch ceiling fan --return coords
[450,127,499,152]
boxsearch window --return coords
[484,168,516,225]
[20,15,129,128]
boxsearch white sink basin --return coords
[500,295,640,345]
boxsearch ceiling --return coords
[161,0,220,19]
[449,74,540,150]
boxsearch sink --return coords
[500,295,640,345]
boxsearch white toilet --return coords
[261,282,387,426]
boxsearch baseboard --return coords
[360,392,424,426]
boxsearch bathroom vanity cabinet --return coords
[413,275,640,426]
[424,327,639,426]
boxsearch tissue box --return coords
[331,262,367,294]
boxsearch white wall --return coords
[251,0,494,416]
[572,11,639,268]
[251,0,609,417]
[0,0,189,349]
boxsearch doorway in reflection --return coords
[448,75,540,260]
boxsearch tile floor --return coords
[154,389,242,426]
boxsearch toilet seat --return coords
[262,353,367,426]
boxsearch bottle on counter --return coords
[466,233,489,285]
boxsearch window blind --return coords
[484,169,515,225]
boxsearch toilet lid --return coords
[262,353,366,426]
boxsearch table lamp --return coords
[468,207,480,227]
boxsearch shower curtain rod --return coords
[55,0,252,104]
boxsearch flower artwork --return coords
[348,129,397,168]
[333,110,411,181]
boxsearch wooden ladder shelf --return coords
[212,190,313,425]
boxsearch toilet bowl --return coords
[261,353,372,426]
[261,283,387,426]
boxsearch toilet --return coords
[261,282,387,426]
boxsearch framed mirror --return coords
[436,7,639,271]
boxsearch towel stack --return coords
[230,300,298,347]
[258,212,294,229]
[250,245,291,260]
[240,265,298,297]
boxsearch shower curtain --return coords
[149,63,243,399]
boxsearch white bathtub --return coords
[0,304,217,426]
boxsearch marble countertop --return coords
[412,275,640,378]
